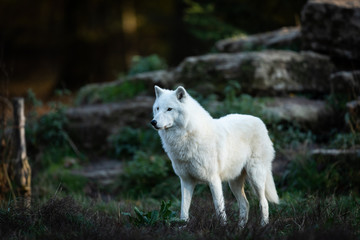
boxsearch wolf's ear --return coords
[154,85,164,98]
[175,86,186,102]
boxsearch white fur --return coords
[151,86,279,226]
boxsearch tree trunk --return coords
[11,98,31,206]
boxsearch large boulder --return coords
[75,70,173,105]
[174,50,334,95]
[65,96,154,150]
[329,71,360,93]
[264,97,334,130]
[301,0,360,63]
[215,26,301,53]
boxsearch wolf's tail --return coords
[265,171,279,204]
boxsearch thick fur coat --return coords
[151,86,279,226]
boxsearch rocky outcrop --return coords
[330,71,360,93]
[216,26,301,53]
[301,0,360,63]
[174,50,334,95]
[264,97,334,130]
[72,160,123,186]
[129,70,174,90]
[65,96,154,149]
[75,71,173,105]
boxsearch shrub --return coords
[108,127,163,158]
[279,152,360,195]
[75,80,147,105]
[184,0,245,43]
[128,54,167,76]
[116,151,176,198]
[330,132,360,149]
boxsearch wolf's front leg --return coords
[180,178,195,221]
[209,176,227,225]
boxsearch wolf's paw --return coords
[239,219,247,228]
[260,218,269,227]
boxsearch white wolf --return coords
[151,85,279,226]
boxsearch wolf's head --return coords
[150,85,188,130]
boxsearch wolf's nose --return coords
[150,120,157,127]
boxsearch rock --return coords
[301,0,360,63]
[215,26,301,53]
[75,70,173,105]
[264,97,334,129]
[174,50,334,95]
[330,71,360,93]
[311,149,360,166]
[129,70,175,90]
[71,160,123,186]
[65,96,154,149]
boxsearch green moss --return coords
[75,80,146,105]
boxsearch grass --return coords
[0,194,359,240]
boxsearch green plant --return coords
[279,151,360,195]
[33,108,69,147]
[271,124,316,150]
[128,54,167,76]
[210,85,275,123]
[184,0,245,43]
[330,132,360,149]
[122,200,183,227]
[108,127,162,158]
[31,145,87,199]
[75,80,147,105]
[116,151,175,198]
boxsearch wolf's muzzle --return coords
[150,120,159,129]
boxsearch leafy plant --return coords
[33,108,69,147]
[271,124,316,150]
[184,0,245,43]
[330,132,360,149]
[122,200,183,227]
[280,151,360,195]
[75,80,147,105]
[116,151,175,198]
[108,127,162,158]
[128,54,167,76]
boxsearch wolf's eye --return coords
[156,107,159,111]
[167,108,173,111]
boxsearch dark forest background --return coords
[0,0,306,99]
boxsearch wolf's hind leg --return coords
[229,170,249,228]
[247,164,269,226]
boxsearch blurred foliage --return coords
[75,54,167,105]
[184,0,245,43]
[31,145,87,200]
[184,0,306,35]
[183,0,306,50]
[114,151,177,198]
[128,54,168,76]
[23,90,88,200]
[330,132,360,149]
[75,81,147,105]
[280,152,360,195]
[108,127,163,158]
[26,90,72,149]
